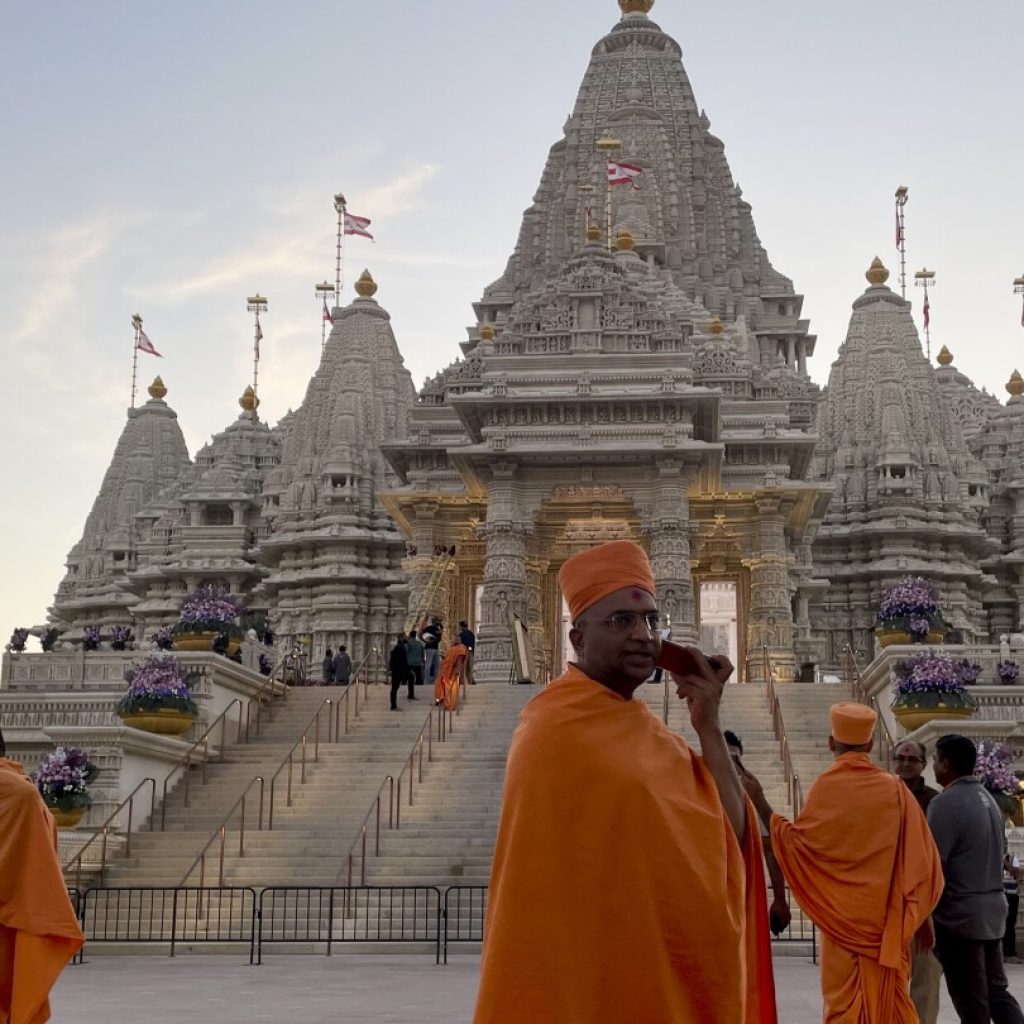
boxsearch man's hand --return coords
[769,898,792,935]
[671,649,733,736]
[737,764,764,803]
[913,917,935,955]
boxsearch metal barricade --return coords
[256,886,442,964]
[441,885,488,964]
[79,886,258,962]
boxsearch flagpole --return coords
[914,267,935,359]
[334,193,346,302]
[895,186,909,299]
[596,137,621,251]
[315,280,336,354]
[130,313,142,409]
[247,293,267,420]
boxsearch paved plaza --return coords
[52,953,1024,1022]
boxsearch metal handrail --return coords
[179,775,265,888]
[763,644,804,817]
[159,698,245,830]
[844,645,896,772]
[342,671,466,886]
[266,697,334,829]
[63,777,156,890]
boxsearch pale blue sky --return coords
[2,0,1022,639]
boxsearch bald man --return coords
[473,540,776,1024]
[0,728,84,1023]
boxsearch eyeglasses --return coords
[580,611,661,634]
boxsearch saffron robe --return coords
[473,666,777,1024]
[770,753,943,1024]
[0,759,84,1024]
[434,643,467,710]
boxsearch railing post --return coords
[375,796,381,856]
[360,826,367,886]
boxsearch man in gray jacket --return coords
[928,733,1024,1023]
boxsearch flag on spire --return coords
[322,299,334,325]
[923,294,930,330]
[255,321,263,359]
[344,213,374,240]
[895,204,903,249]
[607,160,643,189]
[136,329,162,357]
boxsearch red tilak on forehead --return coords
[630,589,646,602]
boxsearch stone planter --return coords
[48,806,86,829]
[876,627,944,648]
[118,708,197,735]
[173,631,241,656]
[892,704,975,732]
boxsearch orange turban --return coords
[558,540,656,622]
[830,701,877,745]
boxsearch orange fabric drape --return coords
[473,665,777,1024]
[0,759,84,1024]
[770,753,943,1024]
[434,643,467,710]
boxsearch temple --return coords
[44,0,1024,684]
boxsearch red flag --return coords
[607,160,643,189]
[923,294,930,330]
[344,212,374,240]
[322,299,334,324]
[136,328,162,357]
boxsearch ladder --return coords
[405,550,454,632]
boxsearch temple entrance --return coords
[698,581,740,680]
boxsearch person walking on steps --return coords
[388,636,408,711]
[321,647,335,685]
[333,645,352,686]
[458,620,477,684]
[405,630,424,700]
[421,617,442,685]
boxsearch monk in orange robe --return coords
[0,729,84,1024]
[434,642,467,710]
[474,540,777,1024]
[744,703,943,1023]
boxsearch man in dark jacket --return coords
[421,618,442,685]
[388,637,408,711]
[333,645,352,686]
[458,620,477,685]
[321,648,335,685]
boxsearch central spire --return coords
[619,0,655,14]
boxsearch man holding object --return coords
[474,539,776,1024]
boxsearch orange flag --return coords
[474,666,776,1023]
[771,753,943,1023]
[0,758,84,1024]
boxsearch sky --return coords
[1,0,1022,642]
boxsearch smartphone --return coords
[655,640,724,677]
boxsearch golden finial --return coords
[586,223,602,243]
[479,323,495,342]
[619,0,654,14]
[865,256,890,286]
[1007,370,1024,398]
[148,376,167,400]
[239,385,260,412]
[614,228,635,251]
[354,269,377,298]
[708,318,724,336]
[936,345,953,367]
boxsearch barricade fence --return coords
[72,883,816,965]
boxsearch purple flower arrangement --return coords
[174,583,246,640]
[876,577,946,641]
[258,653,273,677]
[958,659,983,685]
[998,661,1020,685]
[7,628,29,652]
[117,654,198,718]
[40,627,61,652]
[34,746,98,812]
[151,626,175,650]
[110,625,134,651]
[891,652,976,712]
[82,625,102,651]
[975,742,1019,797]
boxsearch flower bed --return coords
[891,652,976,727]
[35,746,98,813]
[876,577,946,643]
[998,661,1020,685]
[117,654,198,718]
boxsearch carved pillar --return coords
[746,498,794,682]
[475,462,529,683]
[526,557,551,683]
[643,459,697,644]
